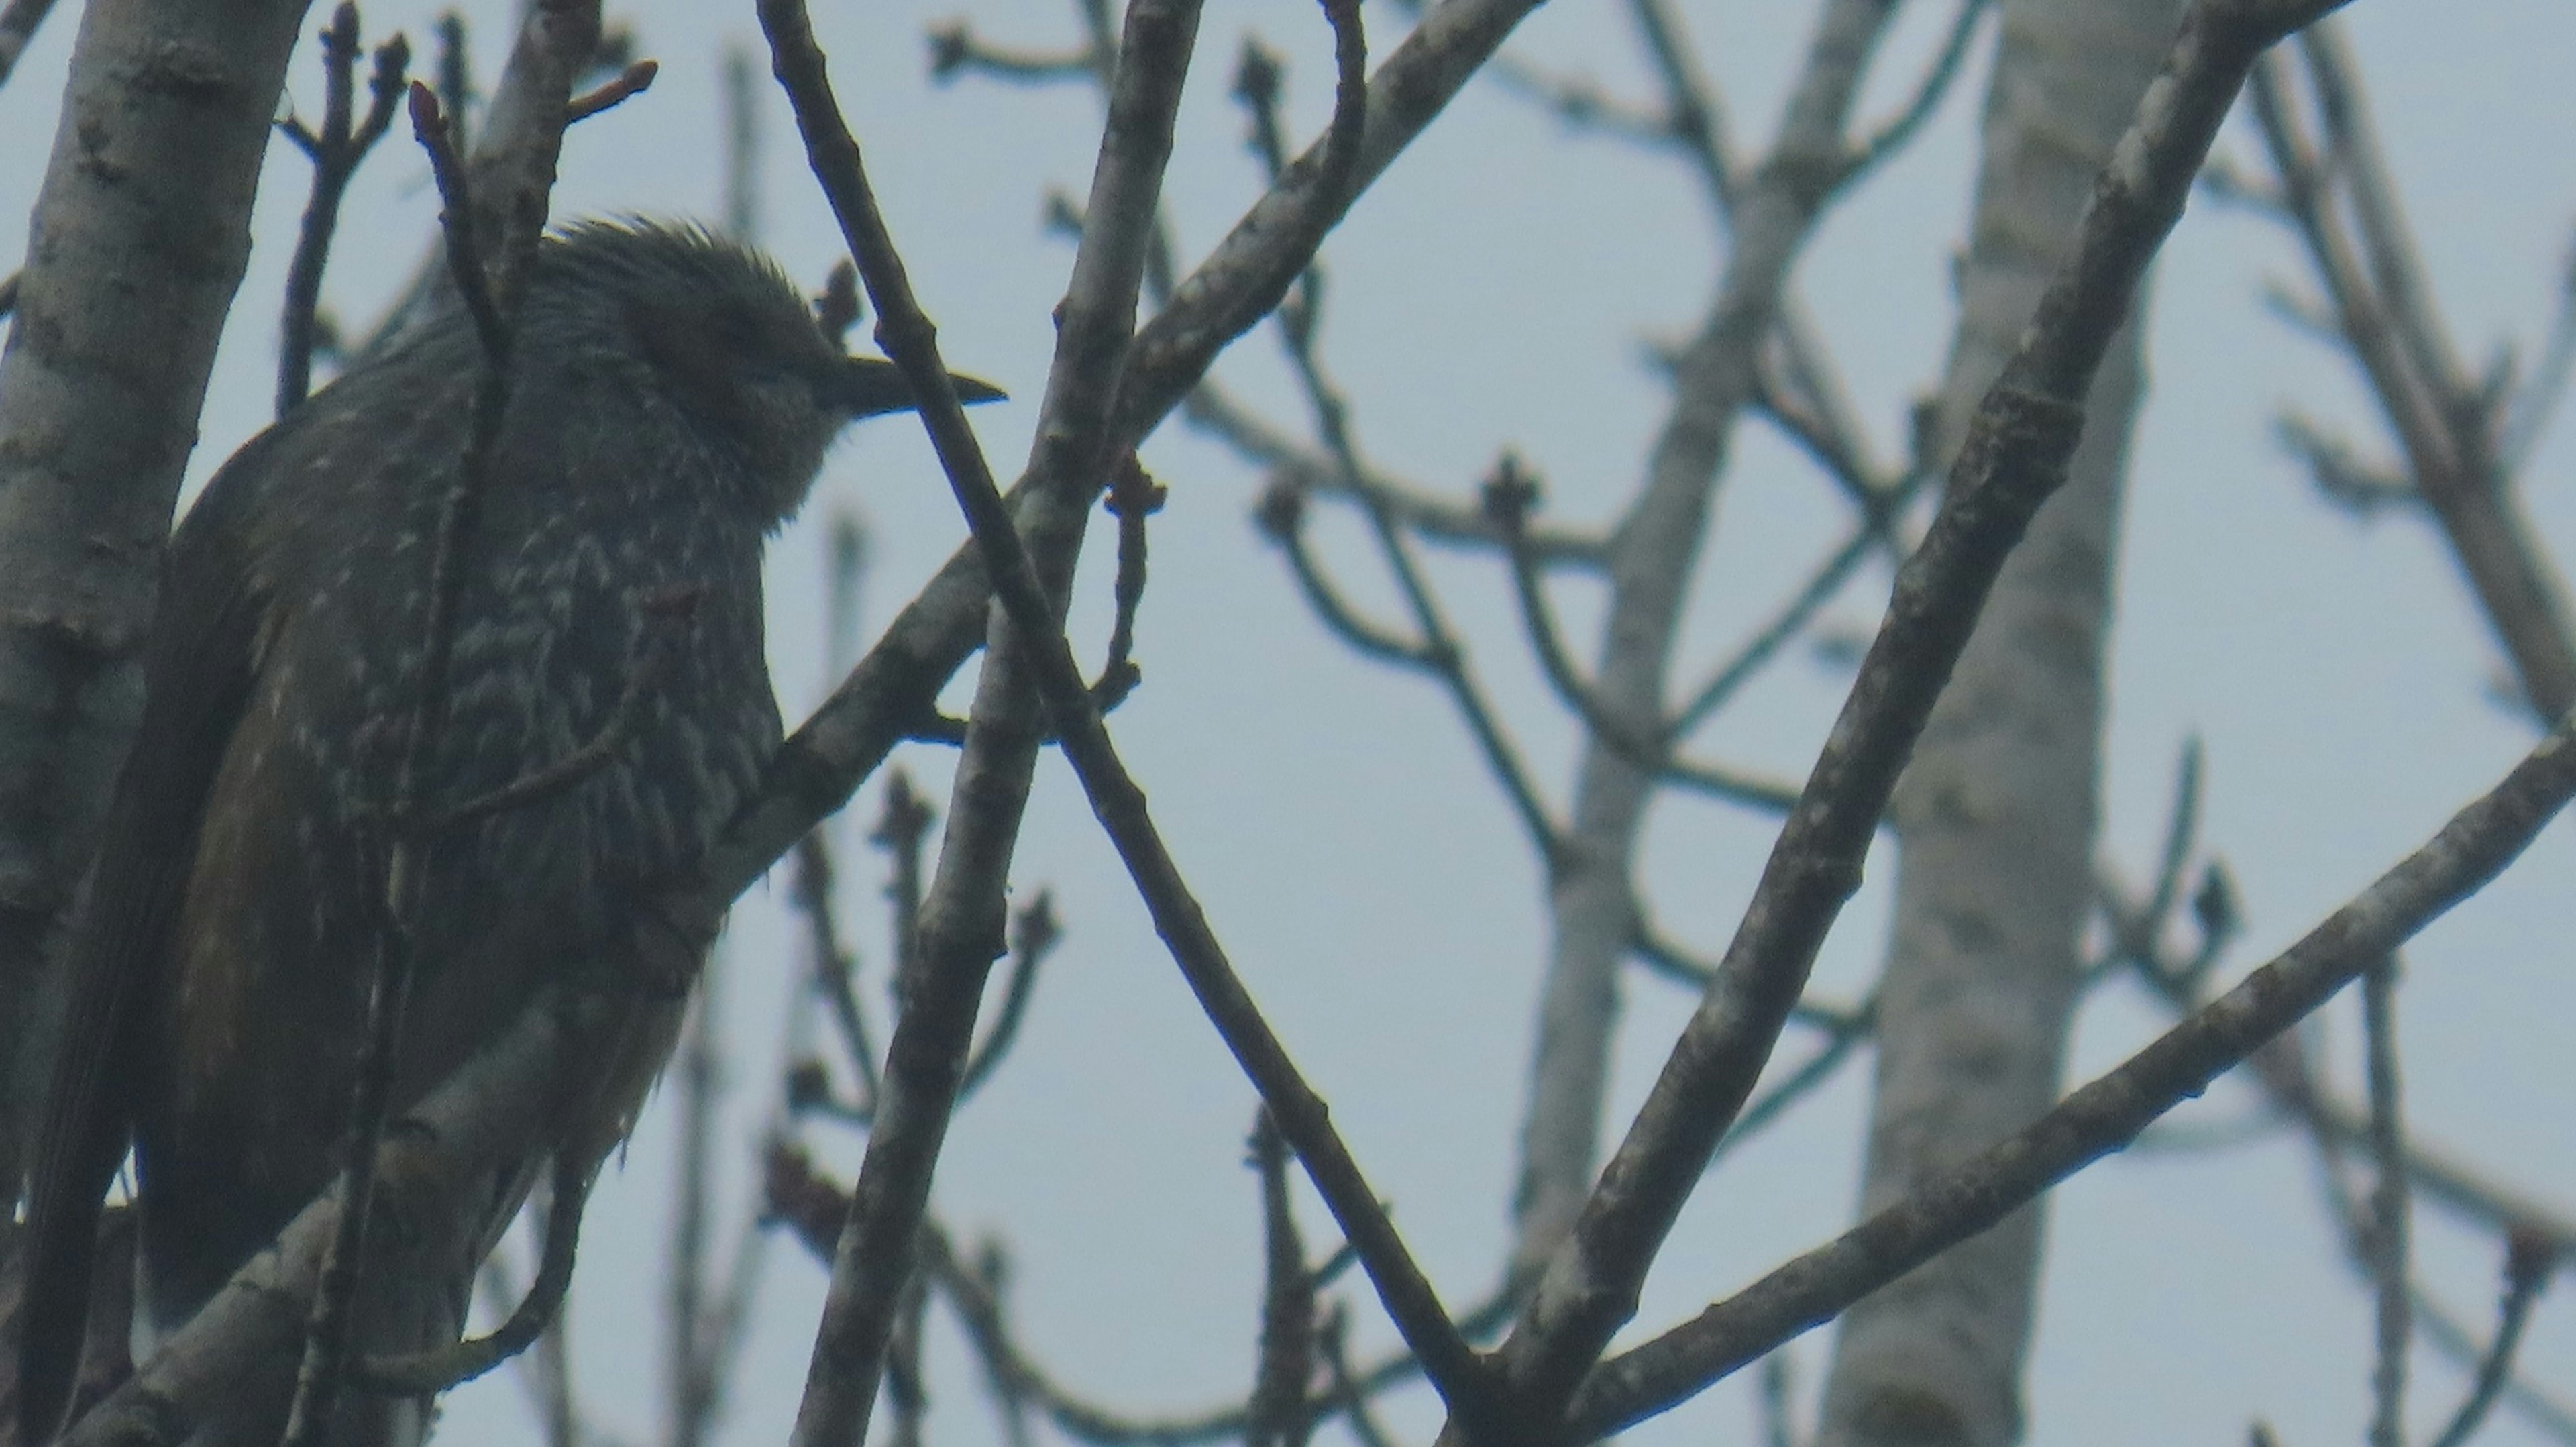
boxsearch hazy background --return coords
[3,1,2572,1444]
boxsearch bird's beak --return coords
[833,356,1008,419]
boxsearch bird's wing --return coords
[16,437,276,1444]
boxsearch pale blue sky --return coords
[3,3,2571,1444]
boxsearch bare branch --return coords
[565,56,654,121]
[1501,0,2347,1419]
[2362,957,2411,1447]
[1574,706,2576,1438]
[354,1172,588,1394]
[926,19,1096,86]
[1841,0,1991,179]
[276,3,411,417]
[62,985,642,1446]
[763,1,1224,1442]
[957,891,1061,1100]
[1492,467,1801,812]
[2501,231,2576,467]
[2250,33,2576,716]
[2426,1232,2561,1447]
[280,35,587,1435]
[1188,383,1607,566]
[1248,1112,1318,1447]
[0,0,54,87]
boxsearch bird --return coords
[14,219,1002,1444]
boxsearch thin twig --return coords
[1256,486,1434,666]
[2362,955,2411,1447]
[355,1173,589,1393]
[1839,0,1990,179]
[871,769,934,1016]
[566,57,655,121]
[884,1268,931,1447]
[1319,1308,1401,1447]
[1665,475,1915,738]
[1243,66,1579,853]
[1574,700,2576,1438]
[277,4,411,417]
[1248,1111,1318,1447]
[2426,1232,2561,1447]
[666,968,723,1445]
[279,72,539,1447]
[1756,1349,1798,1447]
[1505,1,2355,1423]
[1189,383,1607,566]
[767,1,1214,1442]
[1097,455,1165,702]
[2249,34,2576,716]
[480,1241,582,1447]
[1489,458,1800,813]
[2501,233,2576,468]
[0,0,58,90]
[793,830,880,1107]
[63,987,644,1447]
[959,892,1061,1099]
[768,1145,1519,1447]
[1256,479,1564,856]
[926,19,1096,85]
[431,586,700,830]
[775,0,1513,1428]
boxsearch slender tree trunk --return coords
[1508,0,1900,1281]
[0,0,315,1192]
[1813,3,2184,1444]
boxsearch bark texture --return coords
[0,0,315,1192]
[1813,3,2185,1444]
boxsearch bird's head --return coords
[533,219,1003,523]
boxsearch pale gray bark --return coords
[0,0,315,1193]
[1814,3,2185,1444]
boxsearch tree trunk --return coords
[0,0,315,1193]
[1813,3,2184,1444]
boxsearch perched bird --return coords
[16,219,1002,1444]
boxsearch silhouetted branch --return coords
[1507,1,2357,1426]
[1097,455,1165,704]
[1248,1112,1318,1447]
[2426,1231,2561,1447]
[793,830,881,1108]
[926,19,1095,85]
[2249,30,2576,716]
[355,1173,588,1393]
[2501,232,2576,468]
[0,0,55,89]
[1189,384,1607,565]
[1256,477,1564,857]
[1489,457,1801,812]
[566,56,653,121]
[276,3,411,417]
[2361,957,2410,1447]
[280,46,582,1436]
[959,892,1061,1099]
[1841,0,1990,178]
[64,985,640,1446]
[1575,700,2576,1438]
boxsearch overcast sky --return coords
[4,2,2573,1445]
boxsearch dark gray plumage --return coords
[17,219,1000,1444]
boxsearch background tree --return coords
[1,1,2571,1445]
